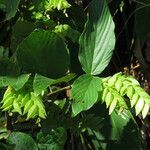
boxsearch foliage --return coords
[0,0,150,149]
[102,72,150,118]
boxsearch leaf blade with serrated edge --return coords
[71,74,102,116]
[79,0,115,75]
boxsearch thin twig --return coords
[47,86,71,96]
[131,0,149,6]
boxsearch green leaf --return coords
[7,132,38,150]
[105,92,113,108]
[109,98,117,115]
[71,74,102,116]
[23,100,34,115]
[0,58,19,76]
[45,0,71,11]
[0,74,30,91]
[53,24,80,43]
[37,127,67,150]
[126,86,134,99]
[33,73,76,95]
[5,0,21,20]
[135,98,144,115]
[79,0,115,75]
[87,104,141,150]
[12,100,22,115]
[52,73,76,84]
[33,74,55,95]
[0,46,8,59]
[11,21,36,52]
[142,103,149,119]
[27,105,38,119]
[0,0,6,10]
[17,30,70,78]
[1,96,14,109]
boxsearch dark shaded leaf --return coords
[37,127,67,150]
[17,30,70,78]
[5,0,21,20]
[7,132,38,150]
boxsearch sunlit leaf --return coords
[0,74,30,91]
[71,74,102,116]
[79,0,115,75]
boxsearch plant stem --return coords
[47,86,71,96]
[6,112,13,131]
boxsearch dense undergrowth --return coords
[0,0,150,149]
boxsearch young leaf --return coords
[2,105,12,111]
[31,92,46,119]
[142,103,150,119]
[27,105,38,119]
[21,94,30,107]
[23,100,34,115]
[105,92,113,108]
[71,74,102,116]
[126,86,134,99]
[135,98,144,116]
[79,0,115,75]
[115,77,123,92]
[1,96,14,109]
[102,87,109,103]
[109,98,117,115]
[12,100,22,115]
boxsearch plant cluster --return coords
[0,0,150,149]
